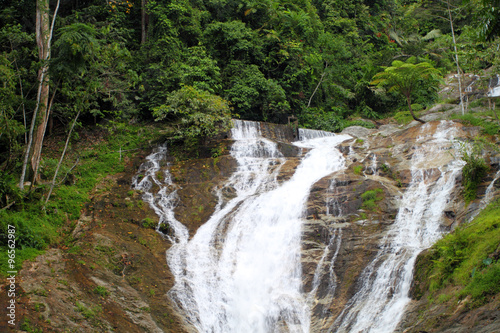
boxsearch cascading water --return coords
[132,119,482,333]
[135,120,351,332]
[331,121,465,333]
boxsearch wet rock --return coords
[341,125,377,138]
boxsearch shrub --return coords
[459,139,490,203]
[361,188,384,211]
[153,86,233,140]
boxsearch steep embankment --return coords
[4,117,499,333]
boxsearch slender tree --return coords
[371,60,441,124]
[19,0,60,189]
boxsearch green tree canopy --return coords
[153,86,232,140]
[371,58,441,123]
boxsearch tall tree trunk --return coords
[447,0,465,115]
[19,0,60,189]
[31,0,51,184]
[141,0,149,44]
[44,110,80,207]
[31,84,58,185]
[307,62,329,108]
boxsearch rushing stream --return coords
[133,120,471,333]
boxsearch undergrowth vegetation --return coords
[458,138,494,203]
[420,198,500,308]
[451,112,500,135]
[0,123,164,275]
[361,188,384,211]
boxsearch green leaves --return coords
[459,139,490,203]
[153,86,232,140]
[371,58,442,122]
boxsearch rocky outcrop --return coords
[8,119,498,333]
[301,120,499,332]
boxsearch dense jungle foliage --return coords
[0,0,499,270]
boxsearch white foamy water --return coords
[135,120,350,332]
[332,121,465,333]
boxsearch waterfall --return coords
[132,119,479,333]
[136,120,351,332]
[298,128,336,141]
[131,144,189,244]
[331,121,465,333]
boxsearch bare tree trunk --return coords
[307,62,329,108]
[19,0,60,189]
[44,110,80,207]
[141,0,149,44]
[447,0,465,115]
[31,84,58,185]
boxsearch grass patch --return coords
[394,111,420,125]
[93,286,110,297]
[451,112,500,135]
[76,301,102,319]
[421,198,500,308]
[0,122,164,277]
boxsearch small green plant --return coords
[129,276,142,285]
[34,289,48,297]
[93,286,109,297]
[459,139,490,203]
[211,144,225,158]
[380,164,390,174]
[361,188,384,211]
[141,218,156,228]
[58,279,69,286]
[353,165,364,175]
[127,190,134,196]
[149,288,156,297]
[68,245,82,254]
[393,111,415,125]
[20,318,43,333]
[76,302,102,319]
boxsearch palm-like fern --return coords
[371,59,441,123]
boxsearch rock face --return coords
[7,119,499,333]
[164,119,498,332]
